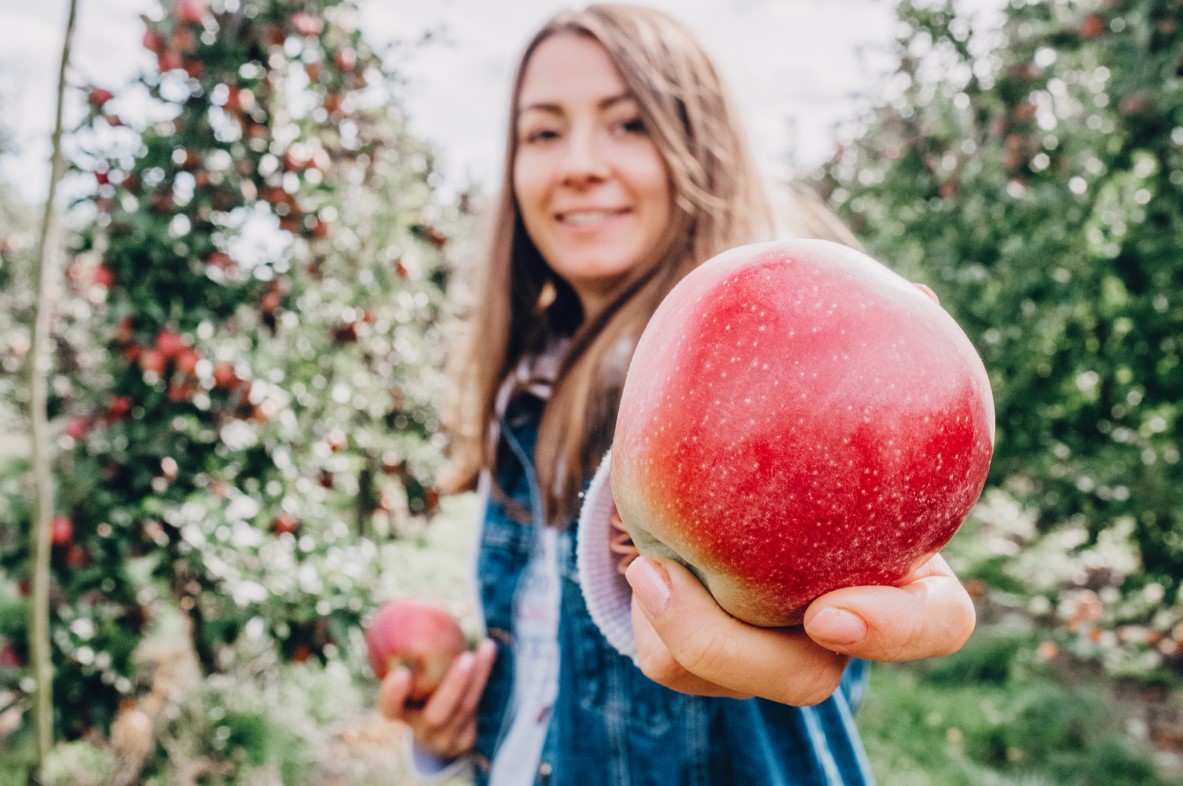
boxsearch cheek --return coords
[512,164,546,230]
[633,155,673,219]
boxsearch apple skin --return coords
[365,599,467,702]
[610,239,995,627]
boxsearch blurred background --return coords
[0,0,1181,784]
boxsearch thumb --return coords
[377,666,415,720]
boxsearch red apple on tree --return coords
[88,87,114,108]
[139,349,166,375]
[107,395,133,421]
[50,515,74,547]
[173,0,206,24]
[175,347,200,375]
[93,264,115,287]
[212,363,239,390]
[271,514,299,536]
[611,239,995,627]
[365,598,467,702]
[64,417,90,440]
[155,330,186,359]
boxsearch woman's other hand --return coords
[377,638,497,759]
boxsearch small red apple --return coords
[139,349,166,375]
[611,239,995,627]
[64,417,90,440]
[173,0,206,24]
[65,544,90,568]
[290,12,324,37]
[157,50,183,74]
[168,382,196,402]
[0,642,23,668]
[212,363,239,390]
[365,599,467,702]
[143,29,163,54]
[1080,14,1105,39]
[94,264,115,287]
[50,515,74,547]
[175,347,200,375]
[155,330,186,359]
[88,87,114,108]
[107,395,133,420]
[271,514,298,535]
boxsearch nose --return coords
[558,126,608,188]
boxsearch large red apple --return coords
[611,239,995,627]
[365,598,467,702]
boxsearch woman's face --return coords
[513,33,674,318]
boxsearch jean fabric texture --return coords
[473,393,876,785]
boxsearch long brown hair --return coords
[444,4,776,523]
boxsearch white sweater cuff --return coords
[576,451,638,659]
[404,735,472,784]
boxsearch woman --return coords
[378,5,975,784]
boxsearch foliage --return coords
[0,193,38,436]
[861,630,1174,786]
[0,0,468,746]
[3,490,479,785]
[815,0,1183,673]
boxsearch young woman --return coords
[378,5,976,784]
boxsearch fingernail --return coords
[626,556,671,616]
[808,607,868,646]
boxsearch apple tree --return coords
[814,0,1183,672]
[0,0,467,741]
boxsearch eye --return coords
[521,127,560,145]
[618,116,647,135]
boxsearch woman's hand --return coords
[625,552,974,706]
[377,638,497,759]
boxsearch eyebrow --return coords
[517,92,636,116]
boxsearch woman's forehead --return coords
[516,33,630,108]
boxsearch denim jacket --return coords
[473,394,876,786]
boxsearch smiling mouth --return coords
[557,209,629,225]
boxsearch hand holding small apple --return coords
[376,638,497,760]
[367,598,497,759]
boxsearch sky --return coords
[0,0,1004,205]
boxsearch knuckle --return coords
[676,624,735,679]
[788,657,845,706]
[932,599,977,657]
[635,645,685,687]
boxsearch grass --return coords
[860,626,1177,786]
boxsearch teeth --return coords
[562,210,618,224]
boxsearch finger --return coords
[421,650,476,731]
[630,594,750,699]
[626,556,849,706]
[377,667,415,721]
[455,638,497,718]
[803,553,976,661]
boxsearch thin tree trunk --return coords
[27,0,79,777]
